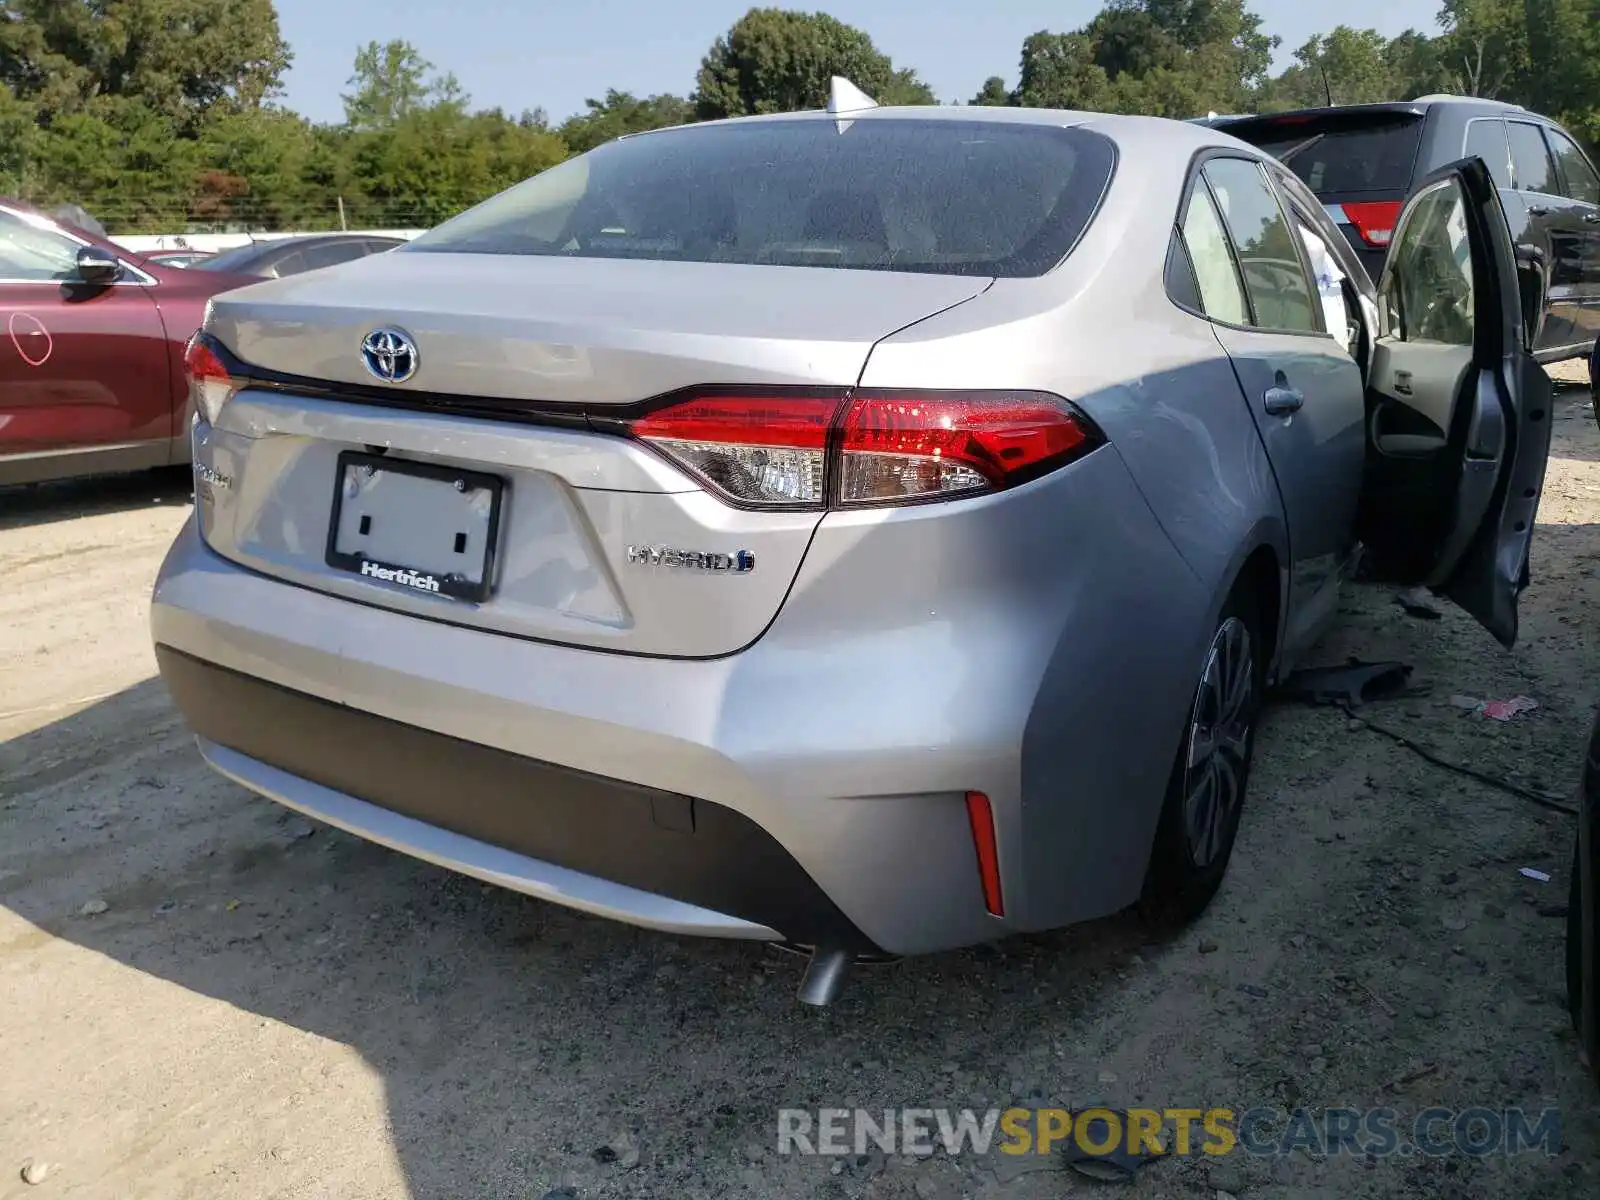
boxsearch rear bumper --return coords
[153,437,1208,955]
[161,646,869,948]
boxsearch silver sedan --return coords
[151,84,1551,1003]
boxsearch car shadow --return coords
[0,467,192,534]
[0,680,1149,1199]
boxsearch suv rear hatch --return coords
[1214,105,1426,266]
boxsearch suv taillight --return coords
[1340,200,1404,249]
[627,389,1103,510]
[184,331,243,424]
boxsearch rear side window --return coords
[1464,120,1513,190]
[1202,157,1321,334]
[1507,122,1557,194]
[1245,117,1423,195]
[1178,184,1249,324]
[407,119,1118,277]
[1546,129,1600,205]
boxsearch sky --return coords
[273,0,1447,127]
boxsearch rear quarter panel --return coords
[858,120,1289,924]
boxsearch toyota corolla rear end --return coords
[151,110,1210,999]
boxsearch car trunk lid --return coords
[196,252,990,657]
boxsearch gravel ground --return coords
[2,360,1597,1200]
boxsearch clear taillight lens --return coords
[184,332,241,424]
[630,395,840,507]
[627,389,1102,510]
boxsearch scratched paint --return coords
[8,311,52,367]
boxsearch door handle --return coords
[1528,205,1551,216]
[1264,386,1304,416]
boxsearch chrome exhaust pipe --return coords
[797,947,853,1006]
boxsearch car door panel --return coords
[1543,126,1600,346]
[0,211,172,460]
[1357,158,1551,647]
[1190,156,1367,657]
[1507,120,1586,354]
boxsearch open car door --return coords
[1355,158,1553,648]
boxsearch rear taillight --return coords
[1339,200,1404,249]
[184,332,241,425]
[629,394,836,506]
[629,389,1102,510]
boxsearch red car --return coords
[0,201,257,486]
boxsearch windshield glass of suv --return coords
[407,118,1117,278]
[1252,118,1424,195]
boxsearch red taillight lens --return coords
[628,389,1100,510]
[184,332,239,424]
[1341,200,1404,248]
[839,391,1095,505]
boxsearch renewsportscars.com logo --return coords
[775,1106,1563,1161]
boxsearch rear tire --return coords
[1589,341,1599,432]
[1140,590,1264,925]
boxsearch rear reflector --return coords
[1338,200,1404,248]
[630,389,1102,510]
[965,791,1004,917]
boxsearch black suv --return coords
[1206,97,1600,367]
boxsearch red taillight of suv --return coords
[627,389,1104,510]
[183,331,244,425]
[1338,200,1404,249]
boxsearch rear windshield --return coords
[194,242,268,272]
[406,118,1117,277]
[1231,116,1423,196]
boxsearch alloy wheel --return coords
[1182,616,1255,869]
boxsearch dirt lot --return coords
[3,364,1599,1200]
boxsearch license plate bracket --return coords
[325,451,505,603]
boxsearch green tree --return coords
[1263,26,1394,109]
[1383,29,1451,100]
[970,76,1011,106]
[0,0,291,129]
[342,39,464,130]
[1434,0,1527,98]
[1514,0,1600,144]
[1014,31,1114,110]
[343,105,566,227]
[693,8,935,119]
[1012,1,1276,117]
[558,89,692,154]
[1087,3,1175,80]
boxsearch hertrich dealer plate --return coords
[325,451,505,602]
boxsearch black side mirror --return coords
[75,245,123,286]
